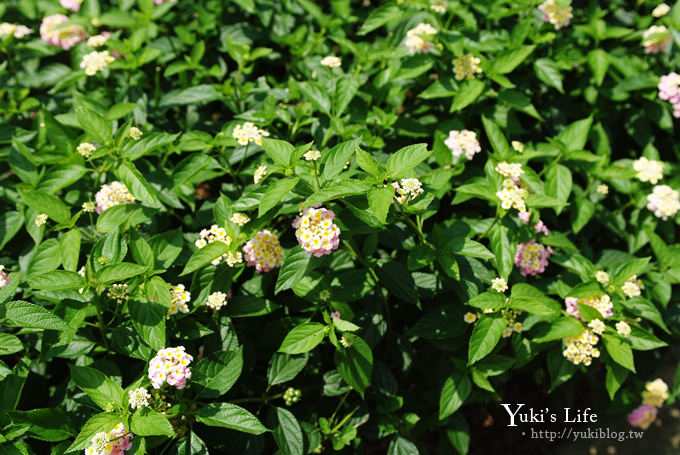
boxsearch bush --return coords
[0,0,679,453]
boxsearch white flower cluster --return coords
[128,387,150,409]
[405,23,437,54]
[0,23,32,39]
[78,142,96,157]
[497,178,528,212]
[167,284,190,318]
[495,162,523,178]
[444,129,481,161]
[80,51,115,76]
[233,122,269,146]
[621,275,643,298]
[320,56,341,68]
[206,290,231,311]
[392,178,424,205]
[563,329,601,366]
[633,157,664,184]
[647,185,679,220]
[195,225,233,266]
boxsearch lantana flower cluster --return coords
[61,0,83,11]
[233,122,269,146]
[633,157,664,184]
[206,290,231,311]
[78,142,96,157]
[453,55,482,80]
[562,329,601,366]
[514,240,553,276]
[405,23,437,54]
[320,56,341,68]
[565,294,613,320]
[628,379,669,429]
[128,387,150,409]
[642,25,672,54]
[392,178,424,205]
[292,207,341,257]
[646,185,680,220]
[94,182,135,214]
[501,309,523,338]
[0,265,9,288]
[85,423,132,455]
[518,212,549,236]
[495,162,523,178]
[81,50,115,76]
[167,284,190,318]
[40,14,87,50]
[538,0,573,30]
[106,284,129,304]
[497,178,529,213]
[621,275,644,298]
[195,225,233,266]
[658,72,680,117]
[242,230,284,272]
[444,129,481,161]
[0,23,33,39]
[87,33,110,48]
[148,347,193,390]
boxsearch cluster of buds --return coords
[444,129,481,161]
[497,178,529,212]
[453,55,482,80]
[254,165,267,184]
[206,290,231,311]
[616,321,631,337]
[292,206,341,257]
[87,33,110,48]
[658,72,680,117]
[495,162,523,178]
[81,50,115,76]
[392,178,424,205]
[320,56,341,68]
[128,127,143,140]
[596,271,610,284]
[148,347,193,390]
[78,142,96,157]
[538,0,573,29]
[405,23,437,54]
[106,284,129,304]
[128,387,150,410]
[40,14,87,50]
[642,25,672,54]
[0,23,32,39]
[647,185,680,220]
[167,284,190,318]
[629,378,669,429]
[565,294,613,320]
[283,387,302,406]
[94,182,135,214]
[84,423,133,455]
[491,277,508,293]
[514,240,553,276]
[35,214,48,227]
[633,157,664,184]
[195,225,233,266]
[563,329,600,366]
[621,275,643,298]
[501,309,523,338]
[242,231,283,273]
[233,122,269,146]
[230,212,250,226]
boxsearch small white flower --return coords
[128,387,151,409]
[80,50,114,76]
[230,213,250,226]
[653,3,671,17]
[77,142,96,157]
[304,150,321,161]
[128,127,143,140]
[615,321,631,337]
[254,165,267,184]
[588,319,606,335]
[206,291,230,311]
[491,277,508,293]
[35,214,48,227]
[596,184,609,195]
[320,56,341,68]
[595,271,610,284]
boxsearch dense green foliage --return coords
[1,0,680,453]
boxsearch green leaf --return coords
[602,333,636,372]
[196,403,268,435]
[59,229,81,272]
[261,138,294,166]
[570,198,595,234]
[481,116,513,159]
[116,161,162,209]
[466,292,506,310]
[446,413,470,454]
[334,334,373,397]
[267,353,309,386]
[321,139,360,183]
[439,372,471,420]
[160,84,222,107]
[388,436,420,455]
[358,4,402,35]
[0,212,23,250]
[468,315,507,365]
[489,45,535,74]
[68,365,126,410]
[278,322,327,354]
[588,49,609,86]
[367,186,394,224]
[605,362,629,399]
[448,238,495,261]
[621,297,669,333]
[259,178,299,217]
[386,143,431,179]
[297,81,330,114]
[95,262,148,283]
[227,295,281,317]
[275,246,311,294]
[545,164,572,214]
[0,334,23,356]
[29,271,85,291]
[533,317,584,343]
[75,105,112,144]
[193,349,244,398]
[450,79,485,112]
[534,58,564,93]
[332,318,360,332]
[129,300,166,351]
[131,408,175,437]
[5,301,69,331]
[17,187,70,224]
[272,407,304,455]
[180,242,230,276]
[356,148,382,177]
[303,179,371,206]
[9,408,74,442]
[334,76,359,116]
[488,224,513,279]
[557,117,592,152]
[498,90,542,120]
[377,261,418,304]
[67,413,122,452]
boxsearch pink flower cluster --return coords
[627,404,658,429]
[642,25,672,54]
[565,295,613,320]
[148,347,193,390]
[40,14,87,50]
[518,212,550,235]
[84,423,132,455]
[242,230,283,273]
[94,181,135,214]
[514,240,553,276]
[61,0,82,12]
[658,72,680,117]
[292,206,341,257]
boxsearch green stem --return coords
[331,406,359,434]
